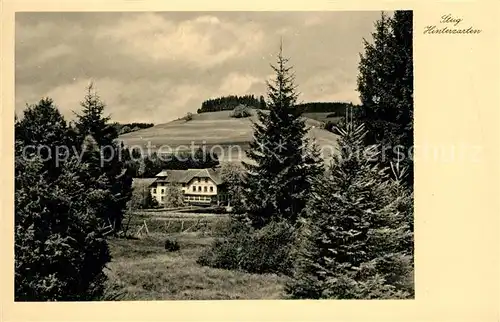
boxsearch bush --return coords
[129,182,159,210]
[164,238,180,252]
[197,219,295,275]
[163,184,185,208]
[230,105,252,118]
[183,112,193,122]
[15,155,111,301]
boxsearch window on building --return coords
[153,188,156,194]
[192,186,196,192]
[161,188,164,193]
[205,178,208,183]
[210,186,213,192]
[161,196,164,201]
[198,186,202,192]
[182,183,186,187]
[204,186,207,192]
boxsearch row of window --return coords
[158,194,227,203]
[158,195,211,202]
[184,195,212,202]
[152,185,214,194]
[192,186,213,192]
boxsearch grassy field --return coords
[118,109,339,163]
[302,112,343,123]
[106,231,288,300]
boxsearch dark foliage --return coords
[15,101,112,301]
[356,10,413,187]
[198,94,266,113]
[197,219,295,275]
[124,147,220,178]
[286,116,414,299]
[15,98,77,181]
[115,122,154,135]
[241,43,324,228]
[74,83,133,232]
[164,238,180,252]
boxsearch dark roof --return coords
[132,178,157,189]
[155,168,223,185]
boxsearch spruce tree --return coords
[242,43,322,228]
[286,113,413,299]
[356,11,413,187]
[74,83,132,232]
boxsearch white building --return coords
[149,168,228,206]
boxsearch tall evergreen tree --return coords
[286,114,413,299]
[356,11,413,187]
[242,42,323,228]
[74,83,132,232]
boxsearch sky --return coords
[15,11,385,124]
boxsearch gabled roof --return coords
[154,168,223,185]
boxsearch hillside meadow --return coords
[118,109,339,163]
[105,211,288,300]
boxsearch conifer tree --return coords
[15,129,111,300]
[356,11,413,186]
[74,83,132,232]
[286,112,413,299]
[242,42,323,228]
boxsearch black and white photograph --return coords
[14,10,414,301]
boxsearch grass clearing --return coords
[106,231,288,300]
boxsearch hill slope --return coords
[118,109,339,164]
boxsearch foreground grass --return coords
[106,232,288,300]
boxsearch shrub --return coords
[129,182,159,210]
[164,238,180,252]
[197,218,295,275]
[230,104,252,118]
[183,112,193,122]
[163,184,185,208]
[119,125,132,134]
[15,154,111,301]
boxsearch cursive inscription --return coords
[423,14,482,35]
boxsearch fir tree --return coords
[74,82,132,232]
[242,42,322,228]
[356,11,413,187]
[286,113,413,299]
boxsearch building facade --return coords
[149,168,228,206]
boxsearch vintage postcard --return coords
[1,0,498,321]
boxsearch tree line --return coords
[123,147,219,178]
[197,94,358,116]
[197,94,266,113]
